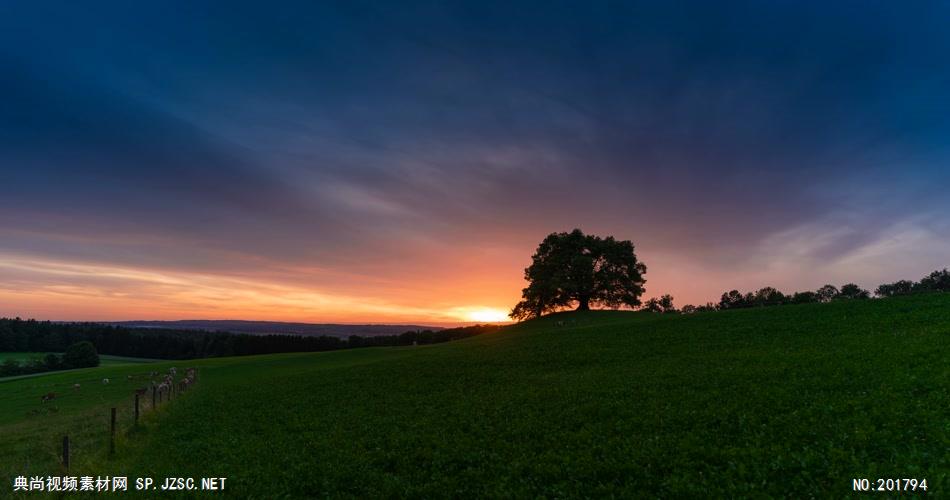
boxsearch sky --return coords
[2,1,950,324]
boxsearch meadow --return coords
[0,353,162,368]
[1,294,948,497]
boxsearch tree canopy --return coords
[643,294,676,313]
[62,340,100,368]
[839,283,871,300]
[510,229,646,320]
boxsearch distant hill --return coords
[106,320,443,337]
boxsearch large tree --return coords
[510,229,646,320]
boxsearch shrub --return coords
[62,341,100,369]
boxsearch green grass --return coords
[0,352,46,363]
[1,352,163,366]
[1,294,948,497]
[0,353,163,383]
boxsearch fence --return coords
[59,368,199,471]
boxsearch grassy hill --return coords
[1,294,948,497]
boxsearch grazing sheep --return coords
[102,378,110,384]
[127,375,133,380]
[41,392,56,403]
[72,383,80,390]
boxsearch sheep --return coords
[127,375,134,381]
[102,378,110,384]
[72,383,80,390]
[41,392,56,403]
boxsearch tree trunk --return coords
[576,297,590,311]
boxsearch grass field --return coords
[1,294,948,497]
[0,353,163,383]
[0,353,163,366]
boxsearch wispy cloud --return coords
[1,1,949,319]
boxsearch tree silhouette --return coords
[658,294,676,313]
[815,284,839,303]
[510,229,646,320]
[916,268,950,292]
[643,294,676,313]
[719,290,751,309]
[643,297,662,313]
[875,280,916,297]
[838,283,870,300]
[790,291,818,304]
[752,287,786,307]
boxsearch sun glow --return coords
[465,308,511,323]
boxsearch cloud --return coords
[1,1,949,319]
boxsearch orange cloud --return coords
[0,253,521,324]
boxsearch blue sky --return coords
[1,1,949,321]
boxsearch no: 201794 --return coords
[852,478,927,492]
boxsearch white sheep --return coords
[102,378,110,384]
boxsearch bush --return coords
[0,359,21,377]
[62,341,100,369]
[43,353,62,370]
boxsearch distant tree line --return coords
[0,340,100,377]
[0,319,502,365]
[640,268,950,314]
[511,230,950,322]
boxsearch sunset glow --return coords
[464,308,512,323]
[0,252,519,324]
[3,2,950,325]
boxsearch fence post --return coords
[110,408,116,454]
[152,385,157,409]
[62,435,69,470]
[134,394,140,424]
